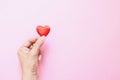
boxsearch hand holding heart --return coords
[17,25,50,80]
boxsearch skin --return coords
[17,36,45,80]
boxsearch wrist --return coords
[22,69,39,80]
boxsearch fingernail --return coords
[39,55,42,61]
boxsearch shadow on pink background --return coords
[0,0,120,80]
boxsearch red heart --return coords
[36,25,50,36]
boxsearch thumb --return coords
[30,36,45,56]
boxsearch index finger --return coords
[22,38,37,48]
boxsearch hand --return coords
[17,36,45,80]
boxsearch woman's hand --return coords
[17,36,45,80]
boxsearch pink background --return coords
[0,0,120,80]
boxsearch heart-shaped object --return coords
[36,25,50,36]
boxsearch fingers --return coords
[22,38,37,48]
[30,36,45,56]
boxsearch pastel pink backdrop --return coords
[0,0,120,80]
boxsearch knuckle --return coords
[30,52,37,57]
[17,47,22,56]
[17,51,20,56]
[17,51,21,56]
